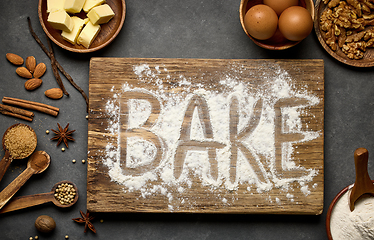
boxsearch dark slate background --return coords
[1,0,374,239]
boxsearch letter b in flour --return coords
[119,91,164,176]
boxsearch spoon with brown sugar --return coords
[349,147,374,211]
[0,151,50,209]
[0,123,37,182]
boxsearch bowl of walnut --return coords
[315,0,374,67]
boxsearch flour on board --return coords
[101,63,321,209]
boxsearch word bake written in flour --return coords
[119,90,315,184]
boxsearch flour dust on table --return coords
[91,59,322,212]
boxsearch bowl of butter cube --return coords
[38,0,126,53]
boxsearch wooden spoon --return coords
[0,151,50,209]
[349,147,374,211]
[0,180,78,214]
[0,123,37,182]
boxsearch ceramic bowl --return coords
[239,0,314,50]
[38,0,126,53]
[326,180,374,239]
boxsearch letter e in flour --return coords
[274,97,312,179]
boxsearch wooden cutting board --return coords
[87,58,324,214]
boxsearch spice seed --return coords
[72,159,76,163]
[26,56,36,73]
[82,159,86,164]
[65,235,69,239]
[25,78,43,91]
[54,183,76,205]
[46,130,49,134]
[33,62,46,79]
[16,66,33,79]
[44,87,63,100]
[6,53,24,65]
[62,148,65,152]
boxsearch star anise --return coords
[72,210,96,233]
[51,123,75,148]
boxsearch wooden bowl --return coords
[314,0,374,67]
[51,180,79,208]
[239,0,314,50]
[326,180,374,239]
[38,0,126,53]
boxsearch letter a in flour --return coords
[119,91,164,176]
[174,95,225,180]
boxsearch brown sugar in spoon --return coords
[0,180,78,214]
[0,151,50,209]
[0,123,37,182]
[349,147,374,211]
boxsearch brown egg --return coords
[278,6,313,42]
[244,4,278,40]
[263,0,299,16]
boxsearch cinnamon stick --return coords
[2,97,59,117]
[0,104,34,121]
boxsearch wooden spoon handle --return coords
[0,150,12,182]
[0,192,53,214]
[354,148,373,189]
[0,167,35,209]
[349,148,374,211]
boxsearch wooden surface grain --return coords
[87,58,324,214]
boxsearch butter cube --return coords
[77,21,100,48]
[47,9,74,32]
[83,0,106,13]
[47,0,65,13]
[87,4,114,25]
[61,16,86,44]
[64,0,86,14]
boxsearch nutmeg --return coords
[35,215,56,233]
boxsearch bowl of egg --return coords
[239,0,314,50]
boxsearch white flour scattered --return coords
[99,62,322,210]
[330,185,374,239]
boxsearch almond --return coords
[25,78,43,91]
[45,88,63,99]
[16,67,33,78]
[26,56,36,74]
[6,53,24,65]
[33,62,46,78]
